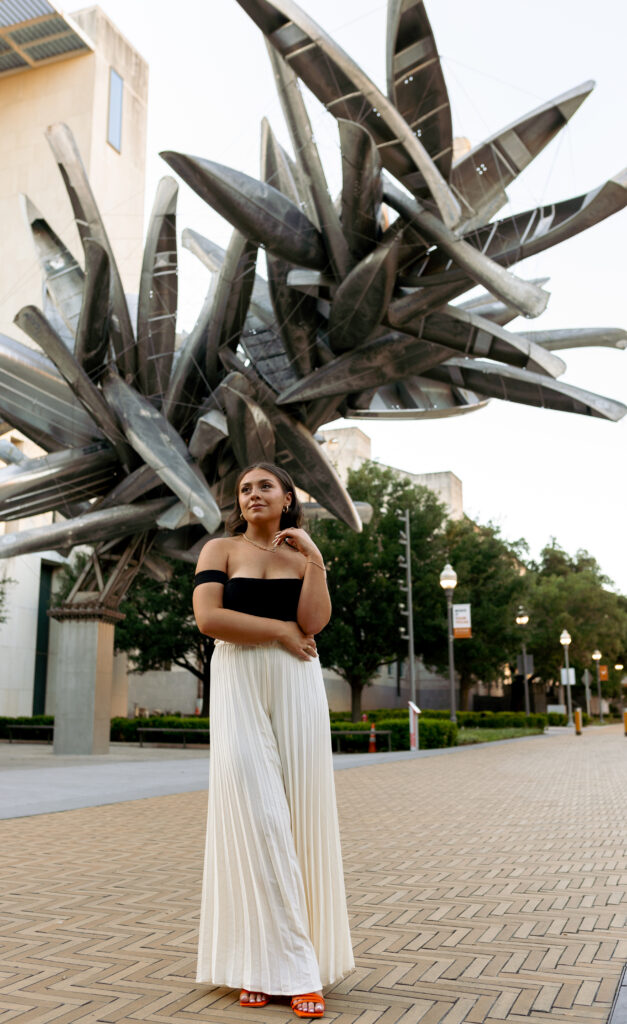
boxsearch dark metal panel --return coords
[136,177,178,404]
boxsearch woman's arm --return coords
[273,528,331,635]
[193,539,317,658]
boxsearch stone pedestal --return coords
[48,604,124,755]
[111,651,129,718]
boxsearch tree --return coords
[310,461,447,720]
[523,542,627,698]
[115,560,213,715]
[423,518,527,711]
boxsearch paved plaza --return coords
[1,727,626,1023]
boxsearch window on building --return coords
[107,68,123,151]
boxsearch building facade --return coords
[0,3,147,716]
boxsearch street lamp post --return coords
[397,509,416,705]
[592,649,603,723]
[440,563,458,723]
[515,606,530,716]
[560,630,573,727]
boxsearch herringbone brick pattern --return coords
[1,727,626,1023]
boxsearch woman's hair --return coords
[225,462,305,535]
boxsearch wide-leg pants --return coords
[196,641,354,994]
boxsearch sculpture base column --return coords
[48,604,124,755]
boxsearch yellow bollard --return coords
[574,708,582,735]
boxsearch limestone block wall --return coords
[0,6,148,340]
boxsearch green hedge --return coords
[330,717,456,751]
[0,715,54,739]
[110,716,209,742]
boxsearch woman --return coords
[193,462,354,1018]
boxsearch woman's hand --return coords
[278,620,318,661]
[273,527,323,563]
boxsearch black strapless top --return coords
[194,570,302,622]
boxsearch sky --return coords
[80,0,627,591]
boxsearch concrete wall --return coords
[127,668,199,717]
[0,5,147,340]
[323,658,458,714]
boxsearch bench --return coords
[137,727,209,749]
[331,729,392,753]
[8,724,54,744]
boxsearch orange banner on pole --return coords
[599,665,609,681]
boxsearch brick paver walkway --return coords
[1,727,626,1023]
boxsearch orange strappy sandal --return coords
[240,990,269,1008]
[291,992,325,1018]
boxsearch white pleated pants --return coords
[196,641,354,995]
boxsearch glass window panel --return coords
[107,67,123,152]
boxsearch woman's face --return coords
[238,468,291,523]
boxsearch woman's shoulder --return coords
[195,536,239,572]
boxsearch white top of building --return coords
[0,0,92,77]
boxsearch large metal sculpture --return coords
[0,0,625,751]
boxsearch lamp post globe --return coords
[559,630,573,727]
[440,563,457,723]
[591,648,603,723]
[440,564,457,591]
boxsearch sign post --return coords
[408,700,421,752]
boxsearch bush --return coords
[109,716,209,742]
[329,716,456,751]
[0,715,54,739]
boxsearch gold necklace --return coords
[241,532,276,553]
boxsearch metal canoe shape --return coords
[20,194,84,340]
[219,348,362,531]
[239,324,301,394]
[202,229,259,383]
[518,327,627,351]
[383,180,550,321]
[406,306,566,377]
[94,463,161,510]
[160,151,327,270]
[182,227,274,325]
[137,176,178,404]
[162,274,217,434]
[423,358,627,420]
[458,279,550,326]
[339,120,383,265]
[0,497,175,560]
[74,240,111,380]
[464,167,627,269]
[391,169,627,320]
[235,0,461,228]
[221,375,276,466]
[261,118,318,377]
[188,409,229,462]
[328,235,401,354]
[0,333,104,450]
[386,0,453,189]
[451,81,594,226]
[14,305,132,470]
[345,376,489,420]
[264,46,350,278]
[102,370,222,534]
[0,439,28,466]
[45,122,137,381]
[0,441,120,520]
[276,331,454,403]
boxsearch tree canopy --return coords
[522,541,627,695]
[310,461,447,719]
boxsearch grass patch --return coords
[457,727,544,745]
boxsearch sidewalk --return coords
[1,726,626,1023]
[0,735,540,819]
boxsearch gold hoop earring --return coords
[282,505,289,513]
[239,510,245,520]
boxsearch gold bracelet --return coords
[306,558,327,572]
